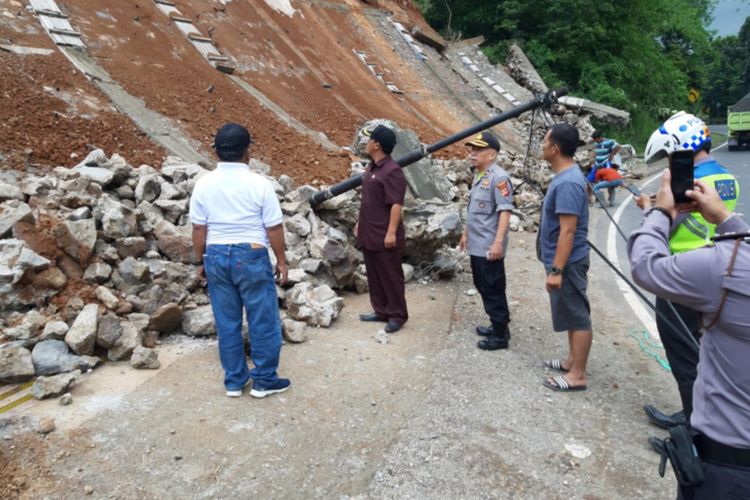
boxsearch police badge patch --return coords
[714,180,737,201]
[496,180,510,197]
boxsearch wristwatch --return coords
[549,266,563,276]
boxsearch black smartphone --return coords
[669,150,694,203]
[624,184,641,196]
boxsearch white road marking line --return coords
[606,170,664,339]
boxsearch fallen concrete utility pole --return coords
[309,88,568,205]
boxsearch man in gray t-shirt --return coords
[539,123,593,393]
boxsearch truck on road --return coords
[728,92,750,151]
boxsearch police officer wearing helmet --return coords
[458,132,515,350]
[628,173,750,499]
[639,111,740,431]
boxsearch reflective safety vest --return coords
[669,159,740,254]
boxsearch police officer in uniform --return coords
[638,111,740,432]
[629,172,750,499]
[458,132,515,350]
[639,112,740,429]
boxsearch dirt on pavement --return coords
[1,216,680,499]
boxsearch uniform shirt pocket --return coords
[471,192,493,214]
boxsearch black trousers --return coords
[363,249,408,325]
[470,255,510,336]
[677,461,750,499]
[655,297,701,418]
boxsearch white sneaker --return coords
[226,379,251,398]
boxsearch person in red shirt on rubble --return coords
[592,164,624,207]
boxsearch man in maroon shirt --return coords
[354,125,409,333]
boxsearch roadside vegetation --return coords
[416,0,749,151]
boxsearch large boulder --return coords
[403,202,462,261]
[31,340,87,376]
[64,304,99,355]
[0,345,35,383]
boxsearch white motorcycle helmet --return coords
[644,111,712,164]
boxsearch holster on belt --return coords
[658,424,704,487]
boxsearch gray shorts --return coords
[549,257,592,332]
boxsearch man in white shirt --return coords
[190,123,290,399]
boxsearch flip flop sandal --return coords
[542,359,570,372]
[543,375,587,392]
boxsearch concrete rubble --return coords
[0,39,619,405]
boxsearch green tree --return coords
[416,0,718,148]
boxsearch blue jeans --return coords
[204,244,281,390]
[593,179,623,206]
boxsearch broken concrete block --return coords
[149,302,182,333]
[181,306,216,336]
[108,320,140,361]
[0,345,35,383]
[31,370,81,399]
[130,346,160,369]
[65,303,99,355]
[32,340,86,376]
[96,313,123,349]
[0,200,34,237]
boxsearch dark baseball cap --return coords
[363,124,397,154]
[213,123,253,155]
[465,131,500,151]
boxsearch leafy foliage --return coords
[415,1,748,148]
[704,16,750,119]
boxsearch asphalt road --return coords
[592,134,750,337]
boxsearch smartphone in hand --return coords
[624,184,641,196]
[669,150,694,203]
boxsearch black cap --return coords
[592,130,603,139]
[465,131,500,151]
[214,123,253,156]
[364,125,397,155]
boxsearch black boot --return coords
[644,405,688,429]
[478,324,509,350]
[476,324,511,339]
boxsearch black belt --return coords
[695,434,750,468]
